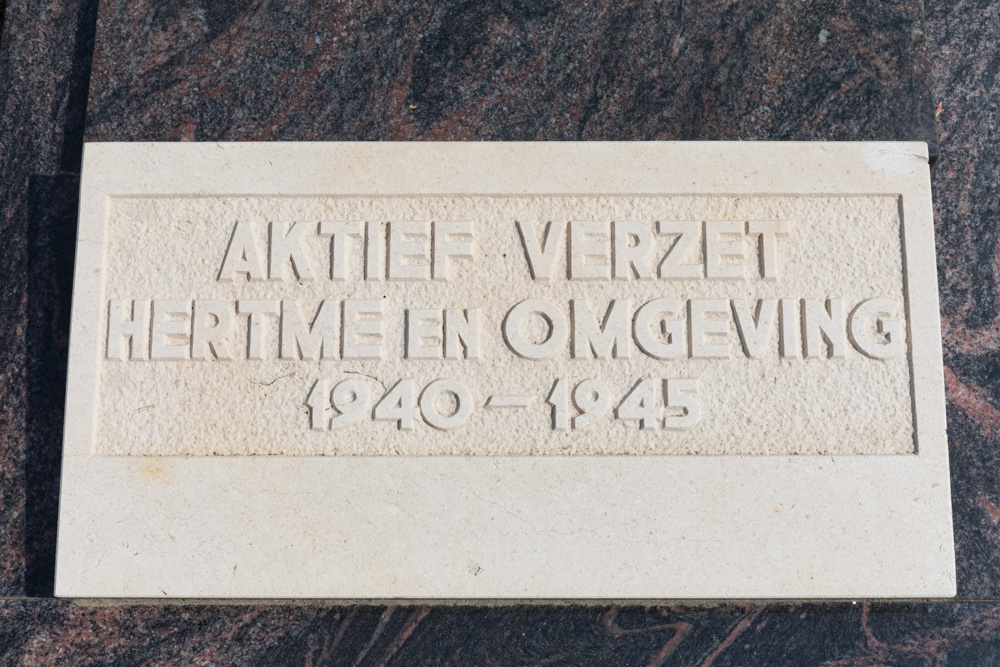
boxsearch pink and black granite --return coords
[3,0,1000,662]
[0,0,97,598]
[82,0,936,146]
[927,0,1000,600]
[6,601,1000,664]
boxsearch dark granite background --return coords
[2,0,1000,663]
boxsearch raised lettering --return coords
[364,221,383,281]
[342,299,384,359]
[516,220,565,281]
[803,298,846,359]
[444,309,480,360]
[633,298,686,359]
[704,220,744,280]
[568,221,611,280]
[779,298,799,359]
[268,221,313,281]
[657,221,701,279]
[849,298,904,359]
[387,221,431,281]
[318,221,361,281]
[747,220,790,279]
[150,299,192,361]
[406,309,443,360]
[106,299,150,360]
[613,221,654,280]
[571,299,632,359]
[689,298,730,358]
[503,299,568,359]
[237,299,279,360]
[280,299,338,360]
[432,221,474,280]
[217,221,266,282]
[191,299,234,361]
[731,299,777,359]
[664,378,700,429]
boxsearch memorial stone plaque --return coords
[56,142,955,598]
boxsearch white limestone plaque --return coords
[56,142,955,598]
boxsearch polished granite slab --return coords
[926,0,1000,599]
[0,0,98,598]
[3,0,1000,660]
[83,0,936,146]
[2,601,1000,665]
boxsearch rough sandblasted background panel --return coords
[98,194,911,456]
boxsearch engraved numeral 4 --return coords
[616,379,660,430]
[373,379,419,431]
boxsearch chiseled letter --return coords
[191,299,235,361]
[568,221,611,280]
[364,221,383,281]
[445,308,481,359]
[731,299,777,359]
[689,298,730,358]
[343,299,384,359]
[503,299,568,360]
[779,298,800,358]
[571,299,632,359]
[849,298,904,359]
[657,221,701,279]
[803,298,846,359]
[406,309,443,360]
[704,220,744,279]
[432,221,474,280]
[747,220,790,279]
[319,221,361,281]
[238,299,279,360]
[107,299,150,360]
[268,221,313,281]
[633,298,686,359]
[613,220,654,280]
[280,299,339,360]
[388,221,431,280]
[218,221,266,282]
[516,220,565,281]
[150,299,192,361]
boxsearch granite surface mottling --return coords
[83,0,936,147]
[926,0,1000,599]
[4,0,1000,661]
[5,601,1000,665]
[0,0,97,596]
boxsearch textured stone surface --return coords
[5,0,1000,658]
[95,191,912,457]
[57,142,953,599]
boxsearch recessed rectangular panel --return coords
[56,142,955,598]
[98,194,909,456]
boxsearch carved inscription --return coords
[98,195,913,456]
[108,220,901,364]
